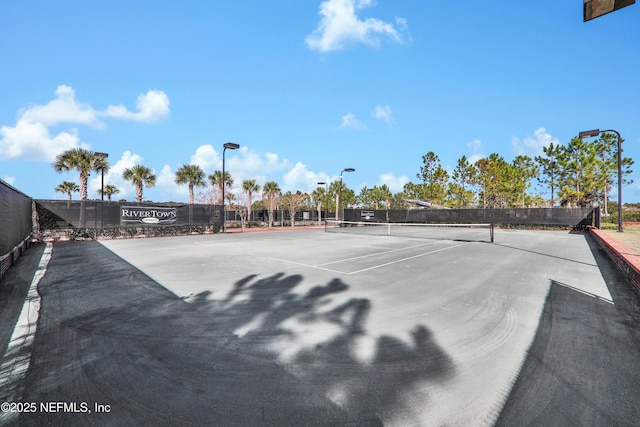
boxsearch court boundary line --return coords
[271,241,471,275]
[315,240,440,267]
[347,242,471,274]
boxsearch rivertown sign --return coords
[120,206,177,225]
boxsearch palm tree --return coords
[262,181,281,227]
[311,187,326,225]
[52,148,110,201]
[242,179,260,226]
[55,181,79,205]
[98,184,120,203]
[175,164,206,205]
[122,164,156,204]
[208,170,234,205]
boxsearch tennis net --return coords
[325,220,494,243]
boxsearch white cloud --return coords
[20,85,102,127]
[467,139,484,164]
[156,164,187,201]
[89,150,145,199]
[218,146,291,181]
[372,104,394,125]
[0,119,85,161]
[264,152,287,170]
[190,144,221,171]
[378,173,408,192]
[185,145,290,179]
[282,162,329,193]
[339,112,367,130]
[306,0,409,52]
[2,175,16,185]
[512,127,559,157]
[229,150,290,193]
[162,145,293,198]
[0,85,170,163]
[102,90,170,123]
[19,85,170,127]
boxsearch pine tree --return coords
[535,142,562,207]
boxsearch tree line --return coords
[52,133,633,226]
[405,133,633,216]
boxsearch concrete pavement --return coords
[0,228,639,426]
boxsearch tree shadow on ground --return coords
[18,241,454,426]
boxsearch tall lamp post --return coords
[336,168,355,222]
[95,152,109,201]
[579,128,623,232]
[222,142,240,232]
[317,181,328,225]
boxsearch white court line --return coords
[271,242,471,275]
[315,241,439,267]
[347,242,470,274]
[0,243,52,424]
[270,258,345,274]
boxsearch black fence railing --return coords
[1,180,33,280]
[35,200,223,229]
[343,207,598,229]
[34,201,597,231]
[34,200,325,231]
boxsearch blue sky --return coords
[1,1,639,203]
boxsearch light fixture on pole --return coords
[222,142,240,232]
[336,168,355,222]
[95,152,109,201]
[579,128,623,233]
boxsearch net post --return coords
[387,223,391,236]
[490,223,494,243]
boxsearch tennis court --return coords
[6,226,640,425]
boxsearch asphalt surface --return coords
[1,228,639,426]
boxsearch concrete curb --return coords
[588,227,640,295]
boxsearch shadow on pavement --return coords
[496,234,640,426]
[0,244,46,357]
[0,244,46,409]
[17,241,454,426]
[585,234,640,334]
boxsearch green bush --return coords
[599,223,619,230]
[600,210,640,224]
[40,224,221,242]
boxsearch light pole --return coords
[95,152,109,201]
[579,128,623,232]
[317,181,328,225]
[222,142,240,232]
[336,168,355,223]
